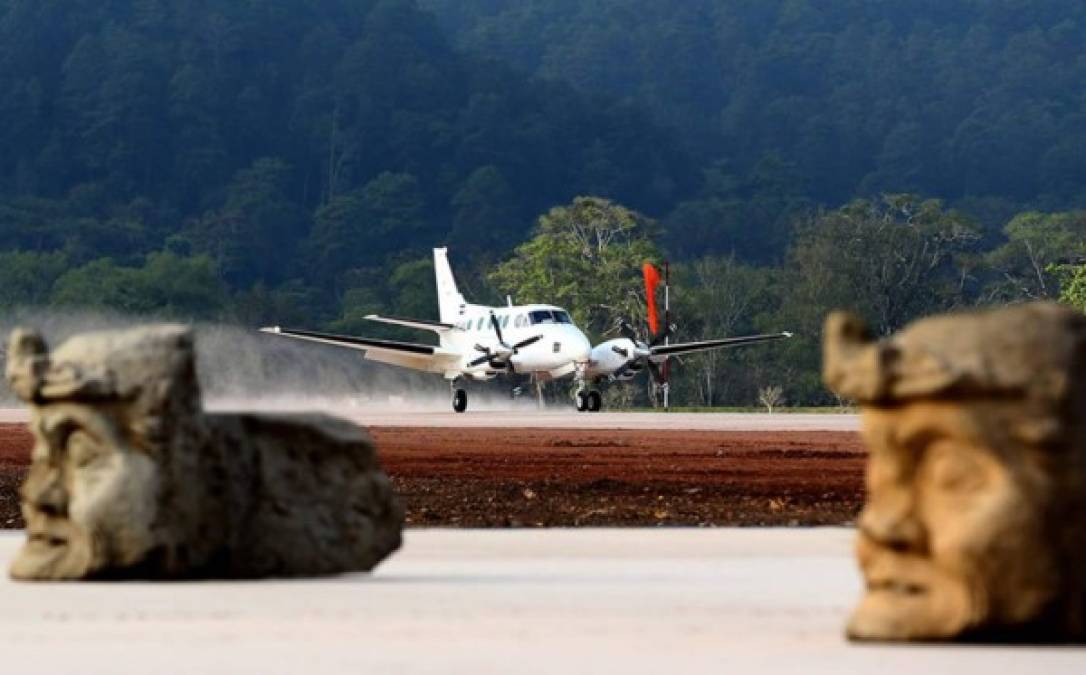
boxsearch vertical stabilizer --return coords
[434,247,466,323]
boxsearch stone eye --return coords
[928,442,985,494]
[67,430,102,469]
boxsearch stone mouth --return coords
[865,578,928,596]
[27,531,68,548]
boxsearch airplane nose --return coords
[571,329,592,363]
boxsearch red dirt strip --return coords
[0,424,866,528]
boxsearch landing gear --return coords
[573,363,601,413]
[452,387,468,413]
[576,389,602,412]
[587,390,602,412]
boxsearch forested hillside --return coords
[426,0,1086,258]
[0,0,1085,406]
[0,0,688,318]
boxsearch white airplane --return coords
[260,248,792,412]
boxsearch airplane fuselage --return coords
[443,303,592,381]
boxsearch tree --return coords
[985,211,1086,302]
[665,156,809,263]
[775,194,981,403]
[673,256,773,406]
[228,280,325,328]
[758,385,784,414]
[185,158,306,287]
[449,165,520,252]
[328,285,387,335]
[786,195,980,337]
[1051,264,1086,314]
[489,196,661,339]
[0,250,68,308]
[388,257,439,320]
[307,191,369,287]
[306,171,429,289]
[51,251,227,318]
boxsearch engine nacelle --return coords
[587,338,639,380]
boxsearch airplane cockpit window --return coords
[529,310,556,325]
[553,311,572,324]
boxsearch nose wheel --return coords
[452,388,468,413]
[576,390,602,412]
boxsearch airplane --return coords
[260,248,792,412]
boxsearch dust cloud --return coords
[0,309,538,413]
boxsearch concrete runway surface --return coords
[0,406,860,431]
[343,410,861,431]
[0,529,1081,674]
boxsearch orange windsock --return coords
[643,262,661,336]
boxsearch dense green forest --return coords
[426,0,1086,256]
[0,0,1084,406]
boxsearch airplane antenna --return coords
[507,295,514,307]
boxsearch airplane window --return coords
[502,315,510,329]
[530,310,556,325]
[553,311,572,324]
[476,317,485,330]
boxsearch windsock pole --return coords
[663,260,670,411]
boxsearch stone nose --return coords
[23,466,68,517]
[857,495,926,553]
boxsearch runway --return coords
[0,529,1080,674]
[349,410,861,431]
[0,405,859,430]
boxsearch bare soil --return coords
[0,424,866,528]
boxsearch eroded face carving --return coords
[11,403,160,580]
[4,324,403,580]
[849,400,1057,640]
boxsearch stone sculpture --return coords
[6,325,403,580]
[824,301,1086,642]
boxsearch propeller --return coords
[608,261,674,387]
[468,311,542,368]
[609,317,671,384]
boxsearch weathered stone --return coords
[824,302,1086,642]
[6,324,403,580]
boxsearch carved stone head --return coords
[824,302,1086,641]
[6,325,204,579]
[6,325,402,580]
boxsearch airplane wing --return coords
[650,331,793,357]
[260,326,461,374]
[364,314,455,333]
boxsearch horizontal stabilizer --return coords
[364,314,455,333]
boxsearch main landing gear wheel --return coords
[577,390,602,412]
[587,390,602,412]
[452,388,468,413]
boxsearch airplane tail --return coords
[434,247,466,323]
